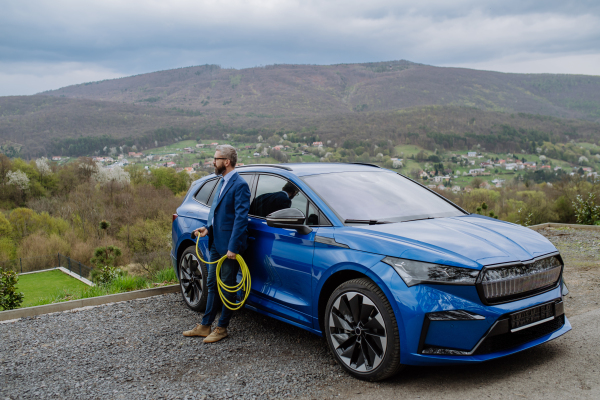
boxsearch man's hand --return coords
[193,227,208,238]
[226,250,237,260]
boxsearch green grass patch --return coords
[17,270,89,308]
[21,268,179,308]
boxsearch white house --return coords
[467,151,477,157]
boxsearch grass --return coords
[17,268,179,308]
[17,270,89,308]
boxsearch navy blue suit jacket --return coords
[206,173,251,255]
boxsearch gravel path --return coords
[0,294,355,399]
[1,227,599,399]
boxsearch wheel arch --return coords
[317,268,372,333]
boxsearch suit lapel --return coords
[213,172,238,212]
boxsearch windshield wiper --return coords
[401,217,435,223]
[345,219,393,225]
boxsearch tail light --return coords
[172,214,178,222]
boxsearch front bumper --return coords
[386,271,571,366]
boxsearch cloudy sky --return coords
[1,0,599,96]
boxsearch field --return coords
[16,269,89,308]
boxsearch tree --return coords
[0,269,24,311]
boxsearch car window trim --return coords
[248,172,332,227]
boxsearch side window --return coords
[195,179,218,205]
[251,175,300,218]
[307,202,320,226]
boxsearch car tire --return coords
[324,278,403,381]
[178,245,208,312]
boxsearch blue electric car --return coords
[171,163,570,381]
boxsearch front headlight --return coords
[382,257,479,287]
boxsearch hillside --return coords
[45,61,600,121]
[1,60,600,158]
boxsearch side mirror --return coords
[266,208,313,235]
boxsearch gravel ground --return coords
[1,227,599,400]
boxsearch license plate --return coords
[510,302,555,331]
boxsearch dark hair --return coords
[282,182,298,195]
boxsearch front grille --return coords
[473,314,565,355]
[480,256,562,302]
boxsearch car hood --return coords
[333,214,557,270]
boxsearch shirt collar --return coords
[221,169,237,184]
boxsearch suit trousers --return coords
[201,244,240,328]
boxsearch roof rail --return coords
[236,164,293,171]
[349,162,381,168]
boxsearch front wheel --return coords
[178,245,208,312]
[324,278,403,381]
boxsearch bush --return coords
[572,193,600,225]
[90,245,122,284]
[0,269,24,310]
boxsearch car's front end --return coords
[334,215,571,367]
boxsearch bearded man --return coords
[183,144,250,343]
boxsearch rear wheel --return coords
[324,278,403,381]
[178,246,208,312]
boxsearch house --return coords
[203,160,213,168]
[166,161,176,167]
[469,168,485,175]
[541,165,551,170]
[451,185,461,193]
[175,168,183,173]
[51,156,62,161]
[467,151,477,157]
[273,145,283,151]
[498,159,506,164]
[184,147,193,153]
[312,142,323,147]
[427,184,437,189]
[196,143,205,148]
[433,176,444,183]
[464,186,473,193]
[237,163,245,167]
[479,182,491,189]
[254,152,260,157]
[184,167,195,174]
[210,143,219,146]
[436,184,446,191]
[505,163,517,170]
[582,167,593,172]
[419,170,429,179]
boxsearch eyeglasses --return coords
[213,157,228,161]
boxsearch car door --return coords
[244,173,317,327]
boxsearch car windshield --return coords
[302,171,465,223]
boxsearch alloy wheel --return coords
[179,252,203,307]
[328,291,387,372]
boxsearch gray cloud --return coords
[0,0,599,95]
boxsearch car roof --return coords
[235,163,390,177]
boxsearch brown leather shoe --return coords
[183,324,211,337]
[203,327,228,343]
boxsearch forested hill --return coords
[45,61,600,121]
[1,60,600,158]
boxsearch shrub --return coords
[0,269,24,310]
[90,245,122,284]
[572,193,600,225]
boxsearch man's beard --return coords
[214,163,226,175]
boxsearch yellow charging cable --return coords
[195,235,251,310]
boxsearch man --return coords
[183,144,250,343]
[251,182,299,217]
